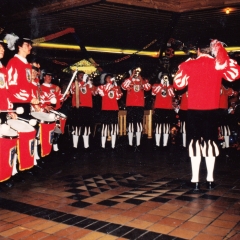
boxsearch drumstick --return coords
[0,107,24,114]
[49,110,66,118]
[16,117,38,126]
[62,70,78,99]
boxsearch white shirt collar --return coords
[42,83,52,87]
[15,54,28,64]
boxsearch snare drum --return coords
[31,112,56,157]
[49,110,67,134]
[0,124,18,182]
[31,112,56,123]
[7,119,36,171]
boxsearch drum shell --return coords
[0,138,17,182]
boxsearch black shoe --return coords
[134,145,141,152]
[193,182,200,191]
[207,181,215,190]
[4,181,14,188]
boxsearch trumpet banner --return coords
[40,123,56,157]
[0,138,17,182]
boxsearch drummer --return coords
[6,36,39,119]
[41,71,64,152]
[0,39,17,188]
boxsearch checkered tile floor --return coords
[0,137,240,239]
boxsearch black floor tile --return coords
[200,194,220,200]
[70,201,91,208]
[64,216,86,225]
[110,226,133,237]
[151,197,171,203]
[98,200,119,206]
[74,218,98,228]
[123,228,147,239]
[176,196,197,202]
[137,232,162,240]
[125,198,145,205]
[98,223,121,234]
[86,221,109,230]
[53,213,76,223]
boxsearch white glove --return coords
[83,74,88,82]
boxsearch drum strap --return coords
[75,80,80,108]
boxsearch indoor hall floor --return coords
[0,135,240,240]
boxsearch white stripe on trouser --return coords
[12,153,18,176]
[73,135,79,148]
[205,157,215,182]
[190,156,201,183]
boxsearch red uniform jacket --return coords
[219,85,233,109]
[180,91,188,111]
[41,83,63,110]
[70,81,94,108]
[121,77,151,107]
[96,83,122,110]
[152,84,175,109]
[0,64,13,110]
[174,45,240,110]
[7,55,33,103]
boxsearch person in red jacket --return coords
[0,40,15,122]
[152,72,175,148]
[96,73,122,149]
[174,39,240,190]
[121,67,151,150]
[70,71,95,151]
[6,37,39,119]
[219,83,235,150]
[41,71,64,152]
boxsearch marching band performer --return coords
[152,72,175,148]
[178,88,188,147]
[41,71,64,152]
[96,73,123,149]
[121,67,151,151]
[174,39,240,191]
[70,71,95,152]
[0,39,17,188]
[6,37,39,118]
[6,36,38,174]
[219,83,235,150]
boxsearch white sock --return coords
[205,157,215,182]
[83,135,89,148]
[53,144,59,152]
[136,132,141,146]
[182,133,186,147]
[224,136,229,148]
[190,156,201,182]
[101,136,106,148]
[73,135,79,148]
[163,133,169,146]
[111,134,116,148]
[128,132,133,146]
[155,133,160,146]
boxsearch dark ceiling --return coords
[1,0,240,76]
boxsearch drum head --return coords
[0,124,18,137]
[7,119,35,132]
[31,112,55,122]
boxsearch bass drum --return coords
[0,124,18,182]
[7,119,36,171]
